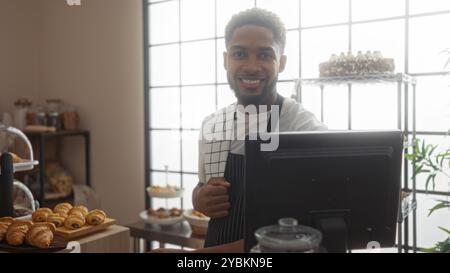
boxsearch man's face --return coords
[224,25,286,106]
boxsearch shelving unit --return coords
[23,130,91,208]
[0,125,39,217]
[297,73,418,253]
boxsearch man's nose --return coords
[242,56,262,73]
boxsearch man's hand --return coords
[193,177,231,219]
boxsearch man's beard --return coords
[229,75,278,106]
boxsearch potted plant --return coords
[406,134,450,252]
[404,49,450,253]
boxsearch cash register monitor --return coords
[244,131,403,253]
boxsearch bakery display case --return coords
[0,125,39,218]
[21,129,91,208]
[297,73,419,253]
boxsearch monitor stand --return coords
[313,211,349,253]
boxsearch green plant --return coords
[406,132,450,253]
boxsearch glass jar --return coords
[46,99,62,131]
[252,218,322,253]
[13,98,31,130]
[61,104,79,131]
[47,111,62,131]
[36,105,48,126]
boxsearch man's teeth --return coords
[242,79,261,84]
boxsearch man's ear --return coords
[279,55,287,73]
[223,51,228,70]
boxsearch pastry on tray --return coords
[46,213,66,228]
[32,208,53,222]
[169,208,182,217]
[148,207,183,219]
[192,210,208,219]
[5,220,33,246]
[0,218,15,243]
[64,215,86,230]
[86,209,106,225]
[71,205,88,216]
[148,185,180,193]
[26,223,56,249]
[53,203,73,218]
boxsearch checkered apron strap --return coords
[203,104,236,182]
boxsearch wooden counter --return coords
[0,225,130,253]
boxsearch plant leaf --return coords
[428,202,450,217]
[415,164,422,174]
[425,173,435,192]
[438,152,449,168]
[438,227,450,235]
[428,144,437,157]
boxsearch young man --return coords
[155,8,326,253]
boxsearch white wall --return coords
[0,0,41,114]
[0,0,145,225]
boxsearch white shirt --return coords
[198,97,327,184]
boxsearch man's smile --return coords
[237,76,266,90]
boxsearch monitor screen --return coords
[244,130,403,253]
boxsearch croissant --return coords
[86,209,106,225]
[0,223,10,242]
[68,206,88,218]
[0,217,14,243]
[32,208,53,222]
[6,220,33,246]
[46,213,66,227]
[64,215,86,230]
[9,152,23,163]
[71,205,88,216]
[26,223,56,249]
[54,203,73,217]
[0,217,14,225]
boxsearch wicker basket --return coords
[183,209,209,237]
[190,224,208,237]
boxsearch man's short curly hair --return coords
[225,8,287,54]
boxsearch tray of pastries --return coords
[140,207,184,226]
[0,217,67,252]
[146,185,184,198]
[31,203,115,240]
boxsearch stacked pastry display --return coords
[319,51,395,77]
[144,185,184,226]
[33,203,107,230]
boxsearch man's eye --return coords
[232,51,246,59]
[259,52,273,60]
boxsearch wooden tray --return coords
[54,218,116,240]
[0,236,68,253]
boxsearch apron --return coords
[204,94,284,247]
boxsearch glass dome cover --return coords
[255,218,322,253]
